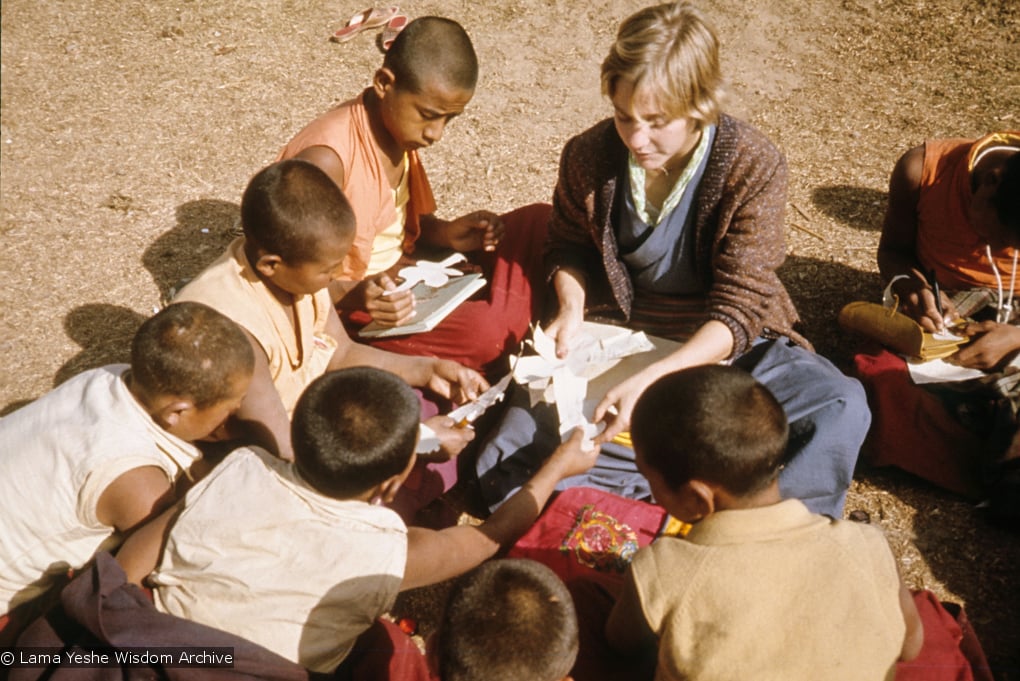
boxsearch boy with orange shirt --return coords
[278,16,548,378]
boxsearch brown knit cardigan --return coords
[544,113,809,356]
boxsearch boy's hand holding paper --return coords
[362,273,416,326]
[359,254,487,339]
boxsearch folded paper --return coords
[512,323,657,446]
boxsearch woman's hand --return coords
[545,308,584,359]
[593,368,660,444]
[547,268,588,358]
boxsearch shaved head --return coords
[383,16,478,93]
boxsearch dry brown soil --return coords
[2,0,1018,675]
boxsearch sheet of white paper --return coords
[415,422,441,454]
[907,359,986,384]
[552,366,588,438]
[907,353,1020,385]
[513,322,673,442]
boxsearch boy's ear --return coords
[253,253,283,279]
[683,479,717,521]
[377,474,403,504]
[378,453,418,504]
[152,399,195,429]
[372,66,397,97]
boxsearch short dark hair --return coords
[437,559,578,681]
[131,302,254,409]
[632,365,789,496]
[383,16,478,94]
[240,159,355,264]
[291,367,420,499]
[993,151,1020,235]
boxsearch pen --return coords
[928,269,944,325]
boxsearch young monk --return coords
[858,132,1019,507]
[430,559,579,681]
[0,302,253,619]
[277,16,548,377]
[475,1,869,519]
[602,365,922,680]
[115,367,598,675]
[173,159,487,477]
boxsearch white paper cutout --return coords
[384,253,468,295]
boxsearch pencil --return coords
[929,269,944,322]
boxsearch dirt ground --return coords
[2,0,1018,675]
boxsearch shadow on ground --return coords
[811,184,887,233]
[53,304,147,388]
[0,304,148,416]
[778,255,882,369]
[143,199,239,302]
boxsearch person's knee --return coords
[827,374,872,435]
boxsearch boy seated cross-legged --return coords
[278,16,549,379]
[114,367,598,675]
[592,365,922,681]
[0,302,253,634]
[173,159,488,515]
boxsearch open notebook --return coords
[358,272,486,338]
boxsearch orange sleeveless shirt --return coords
[915,135,1018,292]
[277,91,437,282]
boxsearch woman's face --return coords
[611,78,701,174]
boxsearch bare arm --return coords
[877,145,955,330]
[898,584,924,662]
[230,330,295,460]
[545,267,588,359]
[295,144,346,187]
[114,502,182,586]
[95,466,175,534]
[401,429,597,590]
[324,306,487,401]
[419,211,505,253]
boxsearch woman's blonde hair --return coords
[601,2,724,127]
